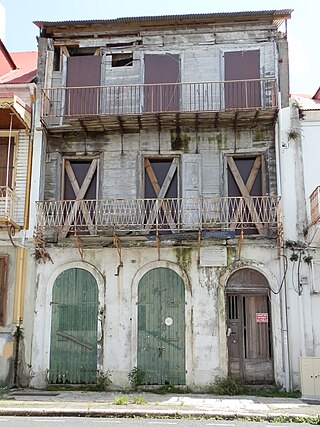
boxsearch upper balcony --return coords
[0,186,20,230]
[40,79,278,134]
[34,195,281,243]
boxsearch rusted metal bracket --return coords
[72,235,84,261]
[238,229,244,260]
[113,233,123,276]
[7,223,17,247]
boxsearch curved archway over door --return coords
[49,268,98,384]
[138,267,185,385]
[226,268,273,384]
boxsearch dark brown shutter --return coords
[224,50,261,109]
[0,256,8,326]
[66,55,101,115]
[144,54,180,112]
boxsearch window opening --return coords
[111,53,133,67]
[53,47,61,71]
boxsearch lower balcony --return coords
[0,186,20,230]
[35,196,281,241]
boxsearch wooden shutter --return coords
[66,55,101,115]
[227,155,265,235]
[144,54,180,112]
[224,50,261,109]
[181,154,201,227]
[0,256,8,326]
[0,137,14,188]
[60,159,98,238]
[144,158,178,232]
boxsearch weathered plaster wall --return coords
[30,242,282,390]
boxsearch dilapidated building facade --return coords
[0,40,37,386]
[31,10,292,389]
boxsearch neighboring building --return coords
[280,90,320,392]
[0,39,37,386]
[31,10,292,390]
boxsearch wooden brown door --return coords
[226,269,273,384]
[227,155,265,235]
[144,54,180,112]
[66,56,101,116]
[224,50,261,109]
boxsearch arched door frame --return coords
[43,261,105,382]
[218,262,283,384]
[131,260,192,385]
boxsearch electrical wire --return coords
[269,253,288,295]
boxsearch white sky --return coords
[0,0,318,95]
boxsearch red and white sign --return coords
[256,313,268,323]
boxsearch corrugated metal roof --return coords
[33,9,292,28]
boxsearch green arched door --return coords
[138,267,185,385]
[49,268,98,384]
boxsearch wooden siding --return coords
[15,132,29,225]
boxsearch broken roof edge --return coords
[33,9,293,29]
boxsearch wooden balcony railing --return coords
[41,79,277,121]
[35,196,281,239]
[0,186,19,226]
[310,186,320,224]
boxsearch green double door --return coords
[138,268,186,385]
[49,268,98,384]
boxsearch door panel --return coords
[66,55,101,115]
[226,269,273,384]
[224,50,260,109]
[137,268,185,385]
[49,268,98,384]
[144,54,180,112]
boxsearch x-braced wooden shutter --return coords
[144,158,178,233]
[60,159,98,238]
[227,155,265,235]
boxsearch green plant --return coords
[287,128,300,142]
[96,370,112,391]
[210,376,248,396]
[130,395,146,404]
[128,367,145,390]
[113,395,128,405]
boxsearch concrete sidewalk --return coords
[0,390,319,420]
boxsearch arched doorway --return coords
[226,268,273,384]
[49,268,98,384]
[137,267,185,385]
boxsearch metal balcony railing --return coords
[0,186,19,225]
[35,196,281,238]
[41,79,277,120]
[310,186,320,224]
